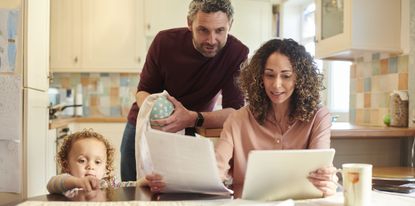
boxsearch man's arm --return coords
[136,91,150,108]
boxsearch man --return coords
[120,0,249,181]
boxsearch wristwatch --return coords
[194,112,204,127]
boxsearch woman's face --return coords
[262,52,296,105]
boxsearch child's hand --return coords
[75,176,101,192]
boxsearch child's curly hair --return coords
[239,38,324,124]
[57,129,115,179]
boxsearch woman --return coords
[215,38,337,196]
[147,39,338,196]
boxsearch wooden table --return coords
[22,186,231,203]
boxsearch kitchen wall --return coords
[50,73,139,117]
[349,0,415,127]
[349,54,409,126]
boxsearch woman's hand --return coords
[308,166,339,197]
[145,173,166,193]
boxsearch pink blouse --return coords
[215,106,332,185]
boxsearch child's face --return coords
[66,138,107,179]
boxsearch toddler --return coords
[47,129,133,194]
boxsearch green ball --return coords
[383,114,391,126]
[150,96,174,125]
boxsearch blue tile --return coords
[120,77,129,87]
[83,107,90,116]
[110,107,121,117]
[388,56,398,73]
[364,78,371,92]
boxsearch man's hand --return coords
[151,96,197,133]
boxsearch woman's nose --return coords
[273,76,282,88]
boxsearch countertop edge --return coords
[49,117,127,129]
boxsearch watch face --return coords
[196,112,204,127]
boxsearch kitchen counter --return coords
[196,122,415,138]
[49,117,127,129]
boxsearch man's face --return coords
[188,11,232,58]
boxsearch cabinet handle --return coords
[137,57,141,63]
[74,56,78,63]
[147,24,151,30]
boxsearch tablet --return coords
[241,149,335,201]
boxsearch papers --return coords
[144,128,233,195]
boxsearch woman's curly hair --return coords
[239,38,324,124]
[57,129,115,180]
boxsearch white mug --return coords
[341,163,372,206]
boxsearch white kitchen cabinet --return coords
[315,0,401,60]
[143,0,191,38]
[23,0,50,198]
[143,0,272,56]
[50,0,145,73]
[49,0,82,70]
[24,0,49,91]
[24,90,49,197]
[231,0,272,56]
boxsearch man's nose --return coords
[207,32,215,44]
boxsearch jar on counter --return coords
[389,91,408,127]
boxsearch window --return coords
[301,2,350,122]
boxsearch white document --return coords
[144,128,233,195]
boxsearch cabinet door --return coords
[315,0,401,60]
[315,0,350,59]
[49,0,82,71]
[231,0,272,56]
[25,0,50,91]
[24,89,49,197]
[143,0,191,37]
[82,0,144,71]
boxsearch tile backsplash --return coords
[350,54,409,126]
[50,73,139,117]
